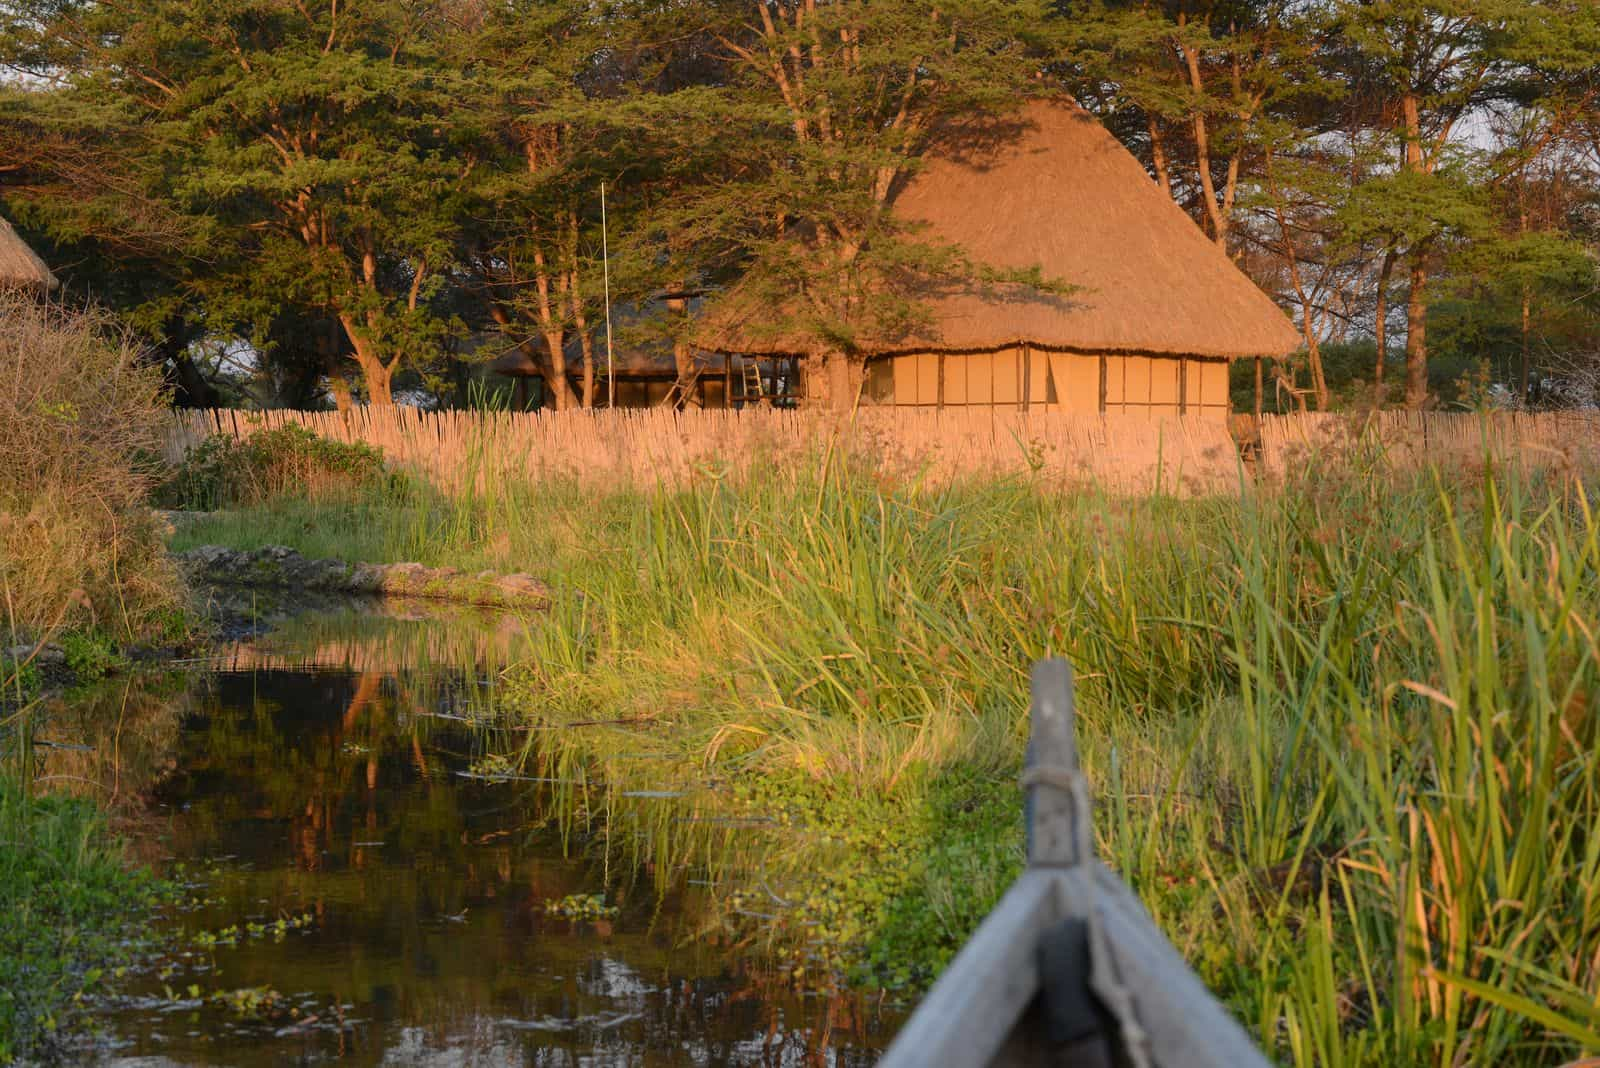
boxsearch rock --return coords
[3,642,65,668]
[175,546,549,610]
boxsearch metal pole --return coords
[601,181,616,408]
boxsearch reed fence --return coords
[165,407,1245,496]
[1258,410,1600,481]
[165,407,1600,498]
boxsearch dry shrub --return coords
[0,292,182,640]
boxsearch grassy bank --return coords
[0,295,195,1061]
[172,452,1600,1066]
[0,772,167,1061]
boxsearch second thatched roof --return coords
[0,213,58,291]
[697,98,1302,360]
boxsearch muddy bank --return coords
[176,544,550,610]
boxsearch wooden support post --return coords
[1025,660,1091,868]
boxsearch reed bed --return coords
[166,407,1245,497]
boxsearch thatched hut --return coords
[0,213,59,292]
[696,99,1301,416]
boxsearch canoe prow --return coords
[879,660,1275,1068]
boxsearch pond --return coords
[37,602,901,1065]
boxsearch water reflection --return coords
[34,605,897,1065]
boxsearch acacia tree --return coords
[1064,0,1317,250]
[7,0,478,407]
[456,0,719,410]
[0,81,233,405]
[682,0,1059,406]
[1320,0,1595,408]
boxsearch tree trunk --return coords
[666,291,693,381]
[1404,252,1429,410]
[542,328,575,410]
[807,351,865,410]
[328,373,355,413]
[1178,34,1229,247]
[1147,114,1177,202]
[486,305,552,409]
[170,351,218,409]
[338,314,394,406]
[1519,196,1531,402]
[570,270,596,408]
[1280,240,1327,409]
[532,248,576,411]
[1400,92,1429,411]
[1373,247,1396,409]
[1264,149,1324,408]
[1520,287,1532,402]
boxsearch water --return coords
[38,604,899,1065]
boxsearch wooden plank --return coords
[877,870,1064,1068]
[1061,862,1273,1068]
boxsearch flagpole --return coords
[601,181,615,409]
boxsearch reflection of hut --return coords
[696,99,1301,416]
[0,213,59,292]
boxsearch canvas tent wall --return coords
[869,349,1232,417]
[695,98,1301,415]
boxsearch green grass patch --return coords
[0,777,168,1062]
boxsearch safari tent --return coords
[696,99,1302,417]
[0,213,58,292]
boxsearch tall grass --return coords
[0,294,182,643]
[172,446,1600,1065]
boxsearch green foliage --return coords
[58,631,128,682]
[0,777,167,1062]
[0,656,42,703]
[542,894,620,921]
[5,0,1597,410]
[159,425,391,510]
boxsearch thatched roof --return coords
[697,99,1302,360]
[0,214,58,291]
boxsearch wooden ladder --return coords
[739,357,764,406]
